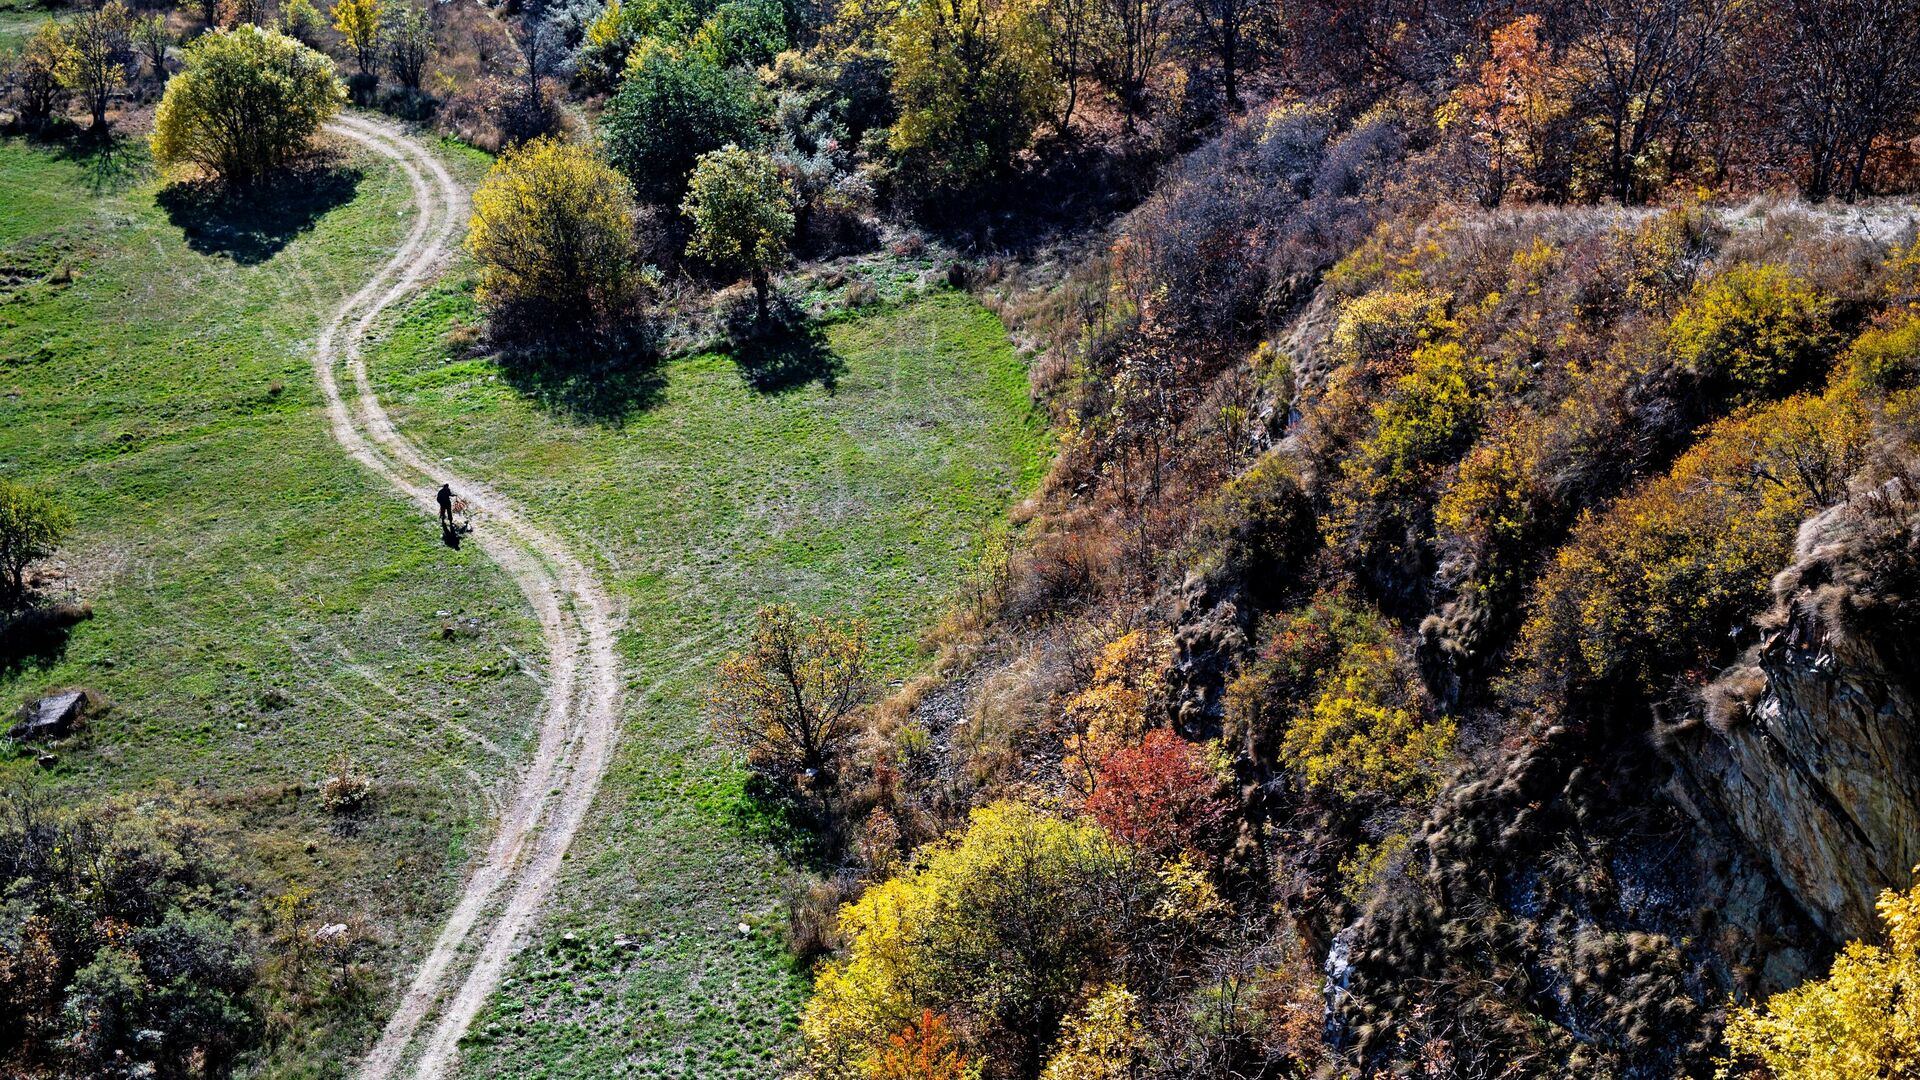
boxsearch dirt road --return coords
[312,113,625,1080]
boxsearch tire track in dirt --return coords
[309,114,625,1080]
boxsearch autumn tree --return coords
[1768,0,1920,201]
[1061,628,1168,790]
[801,803,1146,1076]
[1559,0,1737,201]
[1084,729,1231,860]
[870,1011,976,1080]
[1719,870,1920,1077]
[8,23,71,129]
[465,136,644,331]
[59,0,134,135]
[1442,15,1568,204]
[1040,985,1148,1080]
[883,0,1057,195]
[133,13,173,82]
[683,145,796,325]
[152,25,345,187]
[0,481,70,611]
[709,604,871,780]
[330,0,382,74]
[381,2,430,89]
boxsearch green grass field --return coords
[0,0,51,49]
[3,122,1045,1078]
[0,131,549,1075]
[367,287,1048,1078]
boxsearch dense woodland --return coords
[7,0,1920,1074]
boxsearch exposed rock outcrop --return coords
[1686,488,1920,942]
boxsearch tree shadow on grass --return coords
[0,602,89,682]
[719,293,846,394]
[732,323,846,395]
[155,156,362,264]
[51,133,152,195]
[495,335,668,425]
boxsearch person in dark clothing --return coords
[437,483,456,529]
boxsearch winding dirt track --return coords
[311,114,625,1080]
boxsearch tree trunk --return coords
[754,269,770,325]
[1845,139,1874,202]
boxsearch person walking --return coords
[437,483,456,530]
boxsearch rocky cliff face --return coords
[1686,490,1920,943]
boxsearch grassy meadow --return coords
[0,130,549,1075]
[367,287,1049,1078]
[3,121,1045,1078]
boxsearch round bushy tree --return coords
[151,25,345,187]
[600,40,759,204]
[466,136,642,332]
[0,479,69,610]
[682,145,794,324]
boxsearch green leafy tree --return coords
[0,480,71,610]
[683,145,795,324]
[329,0,382,74]
[689,0,788,68]
[465,136,643,328]
[59,0,134,134]
[151,25,345,187]
[601,39,760,204]
[883,0,1057,195]
[381,2,430,89]
[279,0,326,46]
[133,12,173,82]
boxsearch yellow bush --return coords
[1062,628,1167,788]
[800,803,1140,1079]
[1329,288,1457,375]
[1666,264,1839,404]
[1325,340,1493,576]
[1835,313,1920,397]
[1522,389,1868,697]
[1039,985,1146,1080]
[150,25,343,188]
[1278,641,1454,802]
[1719,871,1920,1078]
[466,137,641,324]
[1433,417,1547,602]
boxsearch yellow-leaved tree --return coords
[151,25,344,188]
[707,604,871,781]
[329,0,382,73]
[1039,985,1147,1080]
[801,802,1143,1079]
[465,136,642,331]
[1719,871,1920,1078]
[1061,628,1167,792]
[882,0,1056,193]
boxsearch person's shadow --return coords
[442,524,463,550]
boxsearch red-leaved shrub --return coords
[1084,729,1231,858]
